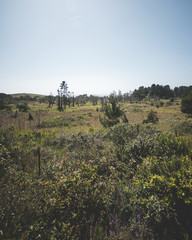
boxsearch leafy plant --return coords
[143,110,159,124]
[181,90,192,115]
[129,155,192,239]
[100,95,124,127]
[173,120,192,137]
[17,102,30,112]
[39,116,76,128]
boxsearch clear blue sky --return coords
[0,0,191,96]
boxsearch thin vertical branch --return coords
[38,146,41,176]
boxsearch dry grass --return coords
[0,102,103,134]
[0,100,189,134]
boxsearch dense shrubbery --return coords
[17,102,30,112]
[128,154,192,239]
[0,124,192,239]
[39,116,70,128]
[173,120,192,137]
[181,90,192,115]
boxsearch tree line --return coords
[131,84,192,102]
[1,83,192,113]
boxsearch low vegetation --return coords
[0,84,192,239]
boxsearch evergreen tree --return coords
[99,95,124,127]
[47,93,55,108]
[57,81,71,111]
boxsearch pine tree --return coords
[100,95,124,127]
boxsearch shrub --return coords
[129,155,192,239]
[143,110,158,124]
[17,102,30,112]
[39,116,75,128]
[172,120,192,137]
[88,126,94,133]
[0,127,37,171]
[181,90,192,115]
[100,95,124,127]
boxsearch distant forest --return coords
[131,84,192,101]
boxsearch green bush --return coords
[0,127,38,171]
[181,90,192,115]
[173,120,192,137]
[39,116,75,128]
[17,102,30,112]
[143,110,159,124]
[100,95,124,127]
[0,144,10,180]
[129,155,192,239]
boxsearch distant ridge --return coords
[11,93,46,98]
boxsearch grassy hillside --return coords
[12,93,46,98]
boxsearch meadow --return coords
[1,95,192,239]
[0,97,187,134]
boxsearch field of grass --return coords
[0,102,102,133]
[0,98,188,134]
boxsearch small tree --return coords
[47,93,55,108]
[57,81,69,111]
[181,90,192,115]
[143,110,158,124]
[99,95,124,127]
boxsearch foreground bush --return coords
[128,155,192,239]
[0,124,192,239]
[173,120,192,137]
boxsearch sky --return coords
[0,0,192,96]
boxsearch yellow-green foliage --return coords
[1,119,192,239]
[130,155,192,239]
